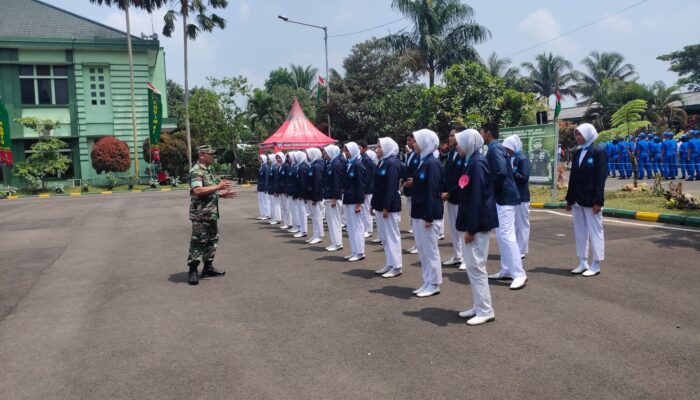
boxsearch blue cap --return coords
[639,133,647,138]
[681,134,688,139]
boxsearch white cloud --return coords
[239,2,251,21]
[600,14,635,34]
[517,8,578,58]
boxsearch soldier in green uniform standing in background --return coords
[187,145,237,285]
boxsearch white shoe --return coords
[348,255,365,262]
[269,220,280,225]
[261,217,270,220]
[344,254,355,260]
[325,245,343,252]
[488,271,512,280]
[407,229,413,234]
[438,234,445,240]
[405,246,418,254]
[364,232,371,238]
[416,285,440,298]
[375,266,392,275]
[458,309,476,318]
[571,262,589,274]
[509,276,528,290]
[458,263,467,271]
[304,237,312,243]
[289,228,300,233]
[442,258,463,266]
[309,237,322,245]
[382,267,402,278]
[467,315,495,326]
[520,254,527,259]
[293,233,306,238]
[371,238,382,243]
[582,264,600,277]
[256,217,265,220]
[412,284,428,294]
[280,225,290,229]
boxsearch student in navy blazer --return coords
[277,154,292,229]
[256,155,271,220]
[267,152,283,224]
[372,137,403,278]
[402,133,420,253]
[342,142,367,261]
[305,148,325,245]
[293,151,310,238]
[455,128,498,326]
[359,140,377,238]
[284,153,301,233]
[409,129,445,298]
[322,144,345,252]
[566,123,607,277]
[503,135,532,259]
[441,127,467,268]
[481,122,527,290]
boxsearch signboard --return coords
[500,123,557,185]
[147,83,162,147]
[0,101,12,167]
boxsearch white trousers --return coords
[324,199,343,247]
[514,202,530,257]
[413,219,442,286]
[345,204,365,256]
[376,212,402,268]
[257,191,270,218]
[462,231,494,317]
[362,195,374,233]
[436,217,444,236]
[270,195,282,222]
[496,204,526,278]
[572,204,605,262]
[309,201,324,239]
[446,202,463,261]
[280,194,292,226]
[296,199,308,234]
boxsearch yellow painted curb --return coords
[636,211,660,222]
[70,193,81,197]
[8,195,18,199]
[530,202,545,208]
[131,189,142,193]
[101,191,112,195]
[160,188,171,192]
[241,184,252,187]
[39,194,50,198]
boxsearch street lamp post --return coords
[278,15,332,138]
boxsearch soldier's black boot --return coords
[201,261,225,277]
[188,262,199,285]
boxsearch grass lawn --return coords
[529,185,700,217]
[12,184,187,196]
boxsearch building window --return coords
[87,67,108,106]
[18,65,69,106]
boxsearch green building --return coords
[0,0,175,186]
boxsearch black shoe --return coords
[201,266,225,277]
[188,270,199,285]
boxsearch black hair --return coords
[450,126,466,133]
[406,133,414,139]
[357,139,368,148]
[481,122,499,139]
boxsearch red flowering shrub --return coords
[91,136,131,174]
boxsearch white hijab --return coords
[456,129,484,161]
[503,135,523,153]
[413,129,439,159]
[275,152,285,165]
[324,144,341,161]
[366,150,378,165]
[306,147,322,162]
[345,142,360,161]
[378,137,399,159]
[294,151,306,164]
[576,123,598,147]
[259,154,267,164]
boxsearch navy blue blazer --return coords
[306,160,324,202]
[486,141,520,206]
[456,152,499,234]
[257,163,269,192]
[266,164,278,196]
[371,156,402,212]
[361,153,376,195]
[275,163,289,195]
[323,157,345,200]
[442,149,466,205]
[342,158,366,204]
[410,155,444,222]
[566,144,608,207]
[297,163,310,200]
[403,151,420,197]
[285,163,299,197]
[512,152,531,203]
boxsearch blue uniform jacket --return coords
[651,142,662,159]
[285,163,299,197]
[275,163,289,195]
[442,149,466,205]
[456,152,498,234]
[266,164,278,196]
[306,160,324,202]
[297,163,310,200]
[361,153,376,195]
[689,138,699,156]
[342,158,366,204]
[371,155,402,212]
[323,157,345,200]
[566,144,608,207]
[410,155,444,222]
[257,163,269,192]
[635,140,649,156]
[679,142,689,155]
[512,152,531,203]
[486,141,520,206]
[606,142,616,159]
[403,151,420,197]
[662,139,677,157]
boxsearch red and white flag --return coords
[318,76,325,86]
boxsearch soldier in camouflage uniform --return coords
[187,145,236,285]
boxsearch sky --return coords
[42,0,698,107]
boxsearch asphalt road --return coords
[1,188,699,400]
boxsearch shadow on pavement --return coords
[648,229,700,251]
[529,266,576,277]
[402,307,463,327]
[316,255,347,262]
[343,268,375,280]
[168,271,189,284]
[444,271,470,285]
[487,254,501,261]
[369,285,414,300]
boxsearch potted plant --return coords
[105,172,119,190]
[127,175,139,190]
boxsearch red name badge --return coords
[458,174,470,188]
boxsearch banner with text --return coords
[0,101,12,167]
[500,123,557,185]
[147,84,162,147]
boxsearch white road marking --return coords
[532,209,700,234]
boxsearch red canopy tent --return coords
[259,98,335,153]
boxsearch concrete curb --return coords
[3,187,189,200]
[530,202,700,227]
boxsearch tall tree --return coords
[289,64,319,92]
[385,0,490,87]
[521,52,576,105]
[163,0,228,170]
[264,67,296,91]
[658,44,700,91]
[486,52,521,88]
[247,89,283,142]
[89,0,166,177]
[645,81,686,130]
[572,51,636,104]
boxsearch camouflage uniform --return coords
[187,160,221,266]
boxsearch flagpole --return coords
[552,91,561,203]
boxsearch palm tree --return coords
[645,80,686,130]
[385,0,490,87]
[89,0,166,177]
[486,52,520,86]
[521,52,576,105]
[573,51,636,104]
[289,64,319,92]
[163,0,228,170]
[247,89,283,143]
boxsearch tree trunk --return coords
[125,5,140,177]
[183,14,193,171]
[428,67,435,88]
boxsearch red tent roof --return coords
[259,98,335,153]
